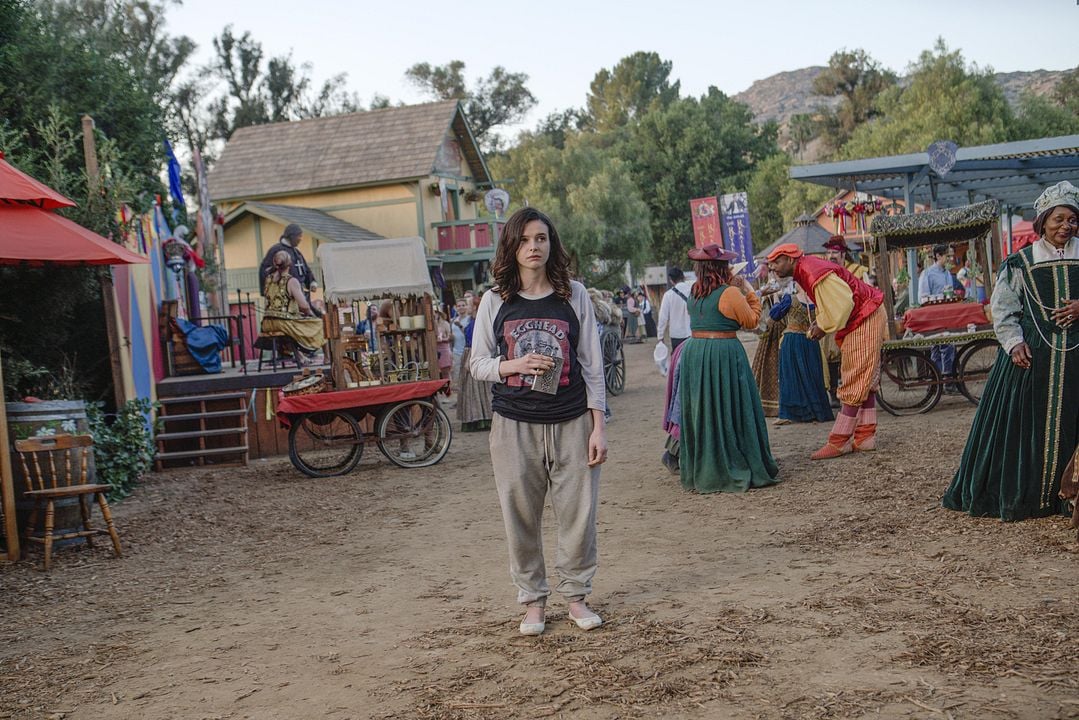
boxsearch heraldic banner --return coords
[689,196,722,248]
[720,192,756,275]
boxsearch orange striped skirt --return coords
[836,305,886,406]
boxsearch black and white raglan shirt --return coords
[470,281,606,424]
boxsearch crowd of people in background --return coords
[319,187,1078,636]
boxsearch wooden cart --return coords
[277,379,451,477]
[867,200,1005,415]
[275,237,454,477]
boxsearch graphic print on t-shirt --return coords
[503,317,572,388]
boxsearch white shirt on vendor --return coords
[657,281,692,342]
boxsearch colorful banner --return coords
[689,196,722,248]
[720,192,756,275]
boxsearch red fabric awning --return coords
[0,206,147,265]
[0,152,76,210]
[1008,220,1038,253]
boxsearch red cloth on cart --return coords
[276,379,449,427]
[901,303,988,333]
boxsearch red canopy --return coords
[0,151,76,210]
[0,206,147,265]
[1009,220,1038,252]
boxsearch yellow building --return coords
[208,100,498,299]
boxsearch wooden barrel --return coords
[6,401,96,544]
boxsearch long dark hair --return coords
[491,207,573,302]
[691,259,732,299]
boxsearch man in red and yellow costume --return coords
[767,243,887,459]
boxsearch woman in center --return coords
[679,244,780,492]
[470,207,608,636]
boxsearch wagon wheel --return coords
[376,399,452,468]
[288,411,364,478]
[956,339,1000,406]
[602,329,626,396]
[877,349,942,416]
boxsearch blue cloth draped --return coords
[175,317,228,373]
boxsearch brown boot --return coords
[853,407,878,451]
[811,413,857,460]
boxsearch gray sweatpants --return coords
[490,411,601,606]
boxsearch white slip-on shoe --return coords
[519,610,546,635]
[568,609,602,631]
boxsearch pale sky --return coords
[169,0,1079,139]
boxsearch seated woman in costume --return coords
[261,250,325,361]
[944,181,1079,521]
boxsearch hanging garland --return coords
[824,197,884,235]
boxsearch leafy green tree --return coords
[839,40,1013,159]
[813,49,896,150]
[533,108,589,150]
[585,51,681,132]
[746,153,792,251]
[1052,67,1079,118]
[405,61,537,150]
[1011,91,1079,140]
[619,88,778,264]
[0,0,174,403]
[203,25,360,145]
[787,113,817,159]
[778,178,834,232]
[490,132,652,285]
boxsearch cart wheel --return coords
[956,339,1000,405]
[602,330,626,396]
[376,399,452,468]
[288,411,364,478]
[877,349,942,416]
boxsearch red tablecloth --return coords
[276,378,449,426]
[901,303,988,333]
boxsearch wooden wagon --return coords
[867,200,1005,415]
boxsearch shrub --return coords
[87,398,158,499]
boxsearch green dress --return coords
[944,250,1079,520]
[678,286,780,493]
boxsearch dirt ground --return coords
[2,338,1078,720]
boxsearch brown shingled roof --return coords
[237,202,386,244]
[208,100,490,202]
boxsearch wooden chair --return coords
[14,434,122,571]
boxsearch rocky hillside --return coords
[734,68,1068,126]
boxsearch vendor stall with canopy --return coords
[0,152,147,562]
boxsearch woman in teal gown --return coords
[678,244,780,493]
[944,181,1079,521]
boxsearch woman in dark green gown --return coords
[944,181,1079,520]
[678,244,780,493]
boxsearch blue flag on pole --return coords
[719,192,756,276]
[164,138,186,210]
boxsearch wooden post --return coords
[100,270,128,411]
[423,294,439,380]
[0,350,20,562]
[81,115,99,194]
[877,237,896,340]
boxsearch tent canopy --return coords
[0,206,147,265]
[0,151,75,210]
[869,200,999,249]
[789,135,1079,211]
[317,236,433,301]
